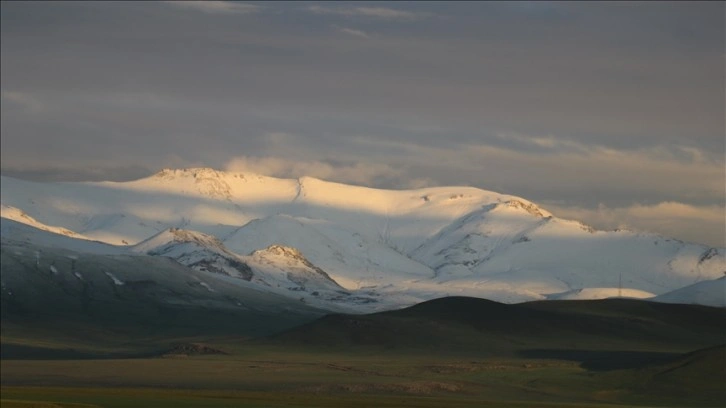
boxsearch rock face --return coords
[504,200,550,218]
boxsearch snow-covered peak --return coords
[250,244,340,286]
[255,244,307,260]
[131,227,256,281]
[166,227,223,246]
[252,244,325,271]
[154,167,230,179]
[151,167,250,180]
[132,228,226,254]
[500,199,552,218]
[144,168,241,199]
[97,167,300,206]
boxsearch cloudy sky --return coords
[1,1,724,246]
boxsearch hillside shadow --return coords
[518,348,682,371]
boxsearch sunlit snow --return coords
[104,272,124,286]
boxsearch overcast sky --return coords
[1,1,724,246]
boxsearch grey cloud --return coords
[1,1,724,246]
[3,2,721,153]
[333,25,371,38]
[1,90,43,113]
[335,137,725,207]
[224,155,428,188]
[307,4,429,20]
[163,1,261,15]
[0,165,153,182]
[544,202,726,248]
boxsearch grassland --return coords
[2,343,724,407]
[2,297,724,407]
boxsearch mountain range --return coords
[1,167,724,317]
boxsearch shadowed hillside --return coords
[269,296,726,356]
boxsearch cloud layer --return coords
[307,5,429,20]
[225,155,430,188]
[163,1,260,14]
[546,202,725,248]
[1,2,723,246]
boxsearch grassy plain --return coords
[2,298,724,407]
[2,343,725,408]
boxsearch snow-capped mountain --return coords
[131,227,376,312]
[0,218,327,338]
[132,228,255,280]
[653,277,725,307]
[1,167,724,310]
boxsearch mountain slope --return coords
[1,205,89,240]
[222,214,435,291]
[1,225,327,357]
[1,218,123,255]
[653,277,726,307]
[131,227,382,312]
[132,228,255,280]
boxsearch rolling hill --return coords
[269,296,726,356]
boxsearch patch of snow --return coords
[545,287,655,300]
[49,265,58,275]
[199,281,215,292]
[104,271,125,286]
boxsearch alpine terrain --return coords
[1,167,723,316]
